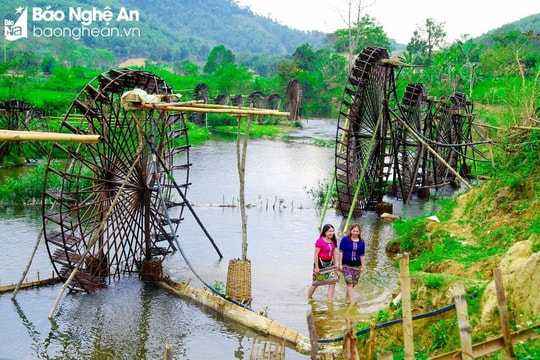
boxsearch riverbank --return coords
[363,129,540,358]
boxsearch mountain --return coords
[1,0,327,64]
[476,13,540,45]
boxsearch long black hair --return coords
[320,223,337,247]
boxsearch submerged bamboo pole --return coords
[0,130,101,143]
[159,278,312,354]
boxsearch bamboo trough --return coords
[141,101,290,117]
[159,277,312,354]
[0,130,101,144]
[118,89,290,117]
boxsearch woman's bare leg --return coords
[327,283,336,301]
[346,284,354,304]
[307,284,317,301]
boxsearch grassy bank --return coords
[356,128,540,358]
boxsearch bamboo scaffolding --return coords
[0,130,101,143]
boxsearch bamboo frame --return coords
[140,102,290,117]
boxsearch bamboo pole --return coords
[398,253,414,360]
[452,282,474,360]
[391,111,472,188]
[11,228,44,299]
[141,103,289,117]
[344,109,384,239]
[511,125,540,130]
[0,130,101,143]
[493,268,516,359]
[430,325,540,359]
[168,101,274,111]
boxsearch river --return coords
[0,119,440,359]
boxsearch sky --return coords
[236,0,540,44]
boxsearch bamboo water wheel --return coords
[0,99,49,162]
[334,47,492,217]
[41,69,191,292]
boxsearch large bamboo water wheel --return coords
[335,47,393,217]
[41,69,191,292]
[334,47,492,217]
[0,99,49,162]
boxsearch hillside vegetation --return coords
[372,124,540,358]
[1,0,325,64]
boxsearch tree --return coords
[213,63,253,95]
[329,15,391,55]
[292,43,316,72]
[203,45,236,74]
[178,61,200,75]
[407,18,447,65]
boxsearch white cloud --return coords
[236,0,540,44]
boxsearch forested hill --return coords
[2,0,326,63]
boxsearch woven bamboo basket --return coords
[226,258,252,305]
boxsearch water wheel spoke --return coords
[43,70,190,292]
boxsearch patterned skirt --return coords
[342,265,362,286]
[312,262,339,286]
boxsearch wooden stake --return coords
[164,344,173,360]
[493,268,516,359]
[452,282,474,359]
[368,320,376,360]
[376,350,394,360]
[306,310,319,359]
[398,253,414,360]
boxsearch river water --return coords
[0,119,440,359]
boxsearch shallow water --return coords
[0,119,442,359]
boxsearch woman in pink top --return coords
[307,223,339,302]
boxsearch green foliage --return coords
[212,280,225,293]
[305,179,334,208]
[428,319,453,351]
[204,45,236,75]
[329,15,391,53]
[185,122,211,145]
[0,0,326,66]
[390,217,428,254]
[0,164,57,205]
[423,274,446,289]
[407,18,447,64]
